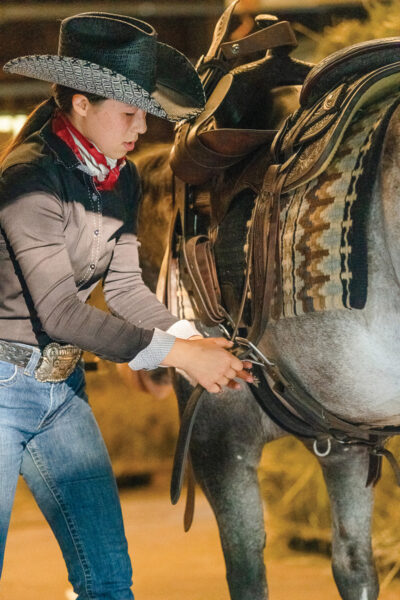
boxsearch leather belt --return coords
[0,340,82,383]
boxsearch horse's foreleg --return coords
[175,376,275,600]
[315,442,379,600]
[190,415,268,600]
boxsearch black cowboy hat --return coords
[3,12,205,122]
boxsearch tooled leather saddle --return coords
[166,28,400,338]
[163,3,400,523]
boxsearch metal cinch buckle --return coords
[34,343,82,383]
[234,337,275,367]
[217,324,275,387]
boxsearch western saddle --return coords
[164,2,400,341]
[165,2,400,518]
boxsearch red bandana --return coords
[51,111,125,191]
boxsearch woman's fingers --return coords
[194,338,254,371]
[211,338,234,348]
[222,367,253,383]
[207,382,221,394]
[217,375,230,388]
[224,368,238,380]
[235,368,253,383]
[198,339,255,389]
[166,337,256,393]
[226,380,241,391]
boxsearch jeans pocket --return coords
[0,361,18,387]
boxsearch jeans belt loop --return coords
[24,347,42,377]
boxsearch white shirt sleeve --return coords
[128,319,201,371]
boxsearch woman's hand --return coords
[160,337,253,394]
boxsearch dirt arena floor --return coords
[2,470,400,600]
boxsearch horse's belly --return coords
[262,309,400,427]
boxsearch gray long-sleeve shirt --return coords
[0,119,179,363]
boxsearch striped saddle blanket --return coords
[276,92,400,318]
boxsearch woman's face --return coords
[70,97,148,159]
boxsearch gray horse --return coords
[135,96,400,599]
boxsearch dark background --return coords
[0,1,366,145]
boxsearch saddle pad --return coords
[277,91,400,318]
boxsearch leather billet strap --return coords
[183,459,196,531]
[247,164,285,345]
[373,447,400,486]
[366,451,382,487]
[181,235,226,327]
[170,384,204,505]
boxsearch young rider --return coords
[0,12,252,598]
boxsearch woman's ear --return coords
[71,93,90,117]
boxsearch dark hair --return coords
[0,84,106,164]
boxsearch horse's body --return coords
[263,116,400,428]
[135,81,400,600]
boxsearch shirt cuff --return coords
[128,328,176,371]
[166,319,201,339]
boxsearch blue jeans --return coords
[0,344,134,600]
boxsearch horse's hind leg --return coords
[314,441,379,600]
[175,376,276,600]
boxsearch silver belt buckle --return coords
[35,343,82,382]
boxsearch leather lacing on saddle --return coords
[161,2,400,522]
